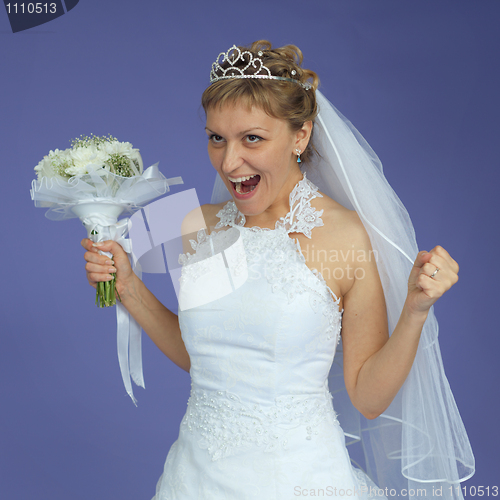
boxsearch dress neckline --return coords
[215,172,325,239]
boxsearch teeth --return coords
[228,174,258,183]
[234,182,257,195]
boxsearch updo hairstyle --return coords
[202,40,320,163]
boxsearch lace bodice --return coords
[176,173,343,462]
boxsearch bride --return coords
[82,41,473,499]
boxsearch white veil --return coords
[211,90,474,498]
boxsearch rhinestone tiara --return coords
[209,45,312,90]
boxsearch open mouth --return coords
[229,174,261,195]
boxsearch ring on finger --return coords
[430,267,440,279]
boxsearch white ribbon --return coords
[81,212,144,405]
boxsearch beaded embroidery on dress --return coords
[153,174,376,500]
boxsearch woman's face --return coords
[205,102,311,218]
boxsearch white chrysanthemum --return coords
[34,148,70,179]
[104,140,134,157]
[104,141,143,174]
[34,137,143,181]
[34,154,54,179]
[66,146,108,176]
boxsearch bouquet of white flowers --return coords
[31,134,183,403]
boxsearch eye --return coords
[209,134,225,144]
[245,135,262,143]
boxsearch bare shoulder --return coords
[181,201,228,236]
[312,191,371,250]
[295,191,376,301]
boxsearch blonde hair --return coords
[202,40,320,163]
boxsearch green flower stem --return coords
[90,229,122,308]
[95,274,121,308]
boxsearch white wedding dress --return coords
[153,174,375,499]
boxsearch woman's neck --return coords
[242,169,304,229]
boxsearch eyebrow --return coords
[204,127,269,135]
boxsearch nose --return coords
[221,142,244,175]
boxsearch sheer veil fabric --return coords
[210,90,474,498]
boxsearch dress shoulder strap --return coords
[277,173,324,238]
[214,201,244,229]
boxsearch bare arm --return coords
[340,222,458,419]
[343,277,423,419]
[81,238,190,372]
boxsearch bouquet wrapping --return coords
[30,135,183,403]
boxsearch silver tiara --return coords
[209,45,312,90]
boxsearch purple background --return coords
[1,1,498,498]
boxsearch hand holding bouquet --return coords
[31,134,183,403]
